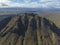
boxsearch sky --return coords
[0,0,60,8]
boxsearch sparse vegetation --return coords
[0,13,60,45]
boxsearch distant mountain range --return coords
[0,7,60,15]
[0,7,60,11]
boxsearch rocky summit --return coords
[0,13,60,45]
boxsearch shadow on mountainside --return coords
[0,15,60,38]
[44,18,60,36]
[0,17,12,31]
[11,16,29,37]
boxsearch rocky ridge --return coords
[0,14,60,45]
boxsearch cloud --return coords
[39,0,49,2]
[24,0,31,3]
[1,3,8,6]
[0,0,11,3]
[0,0,60,8]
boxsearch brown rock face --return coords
[0,14,60,45]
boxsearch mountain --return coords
[0,13,60,45]
[0,7,60,16]
[45,14,60,28]
[0,7,60,12]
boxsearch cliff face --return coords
[0,14,60,45]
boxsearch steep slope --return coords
[44,14,60,28]
[0,14,60,45]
